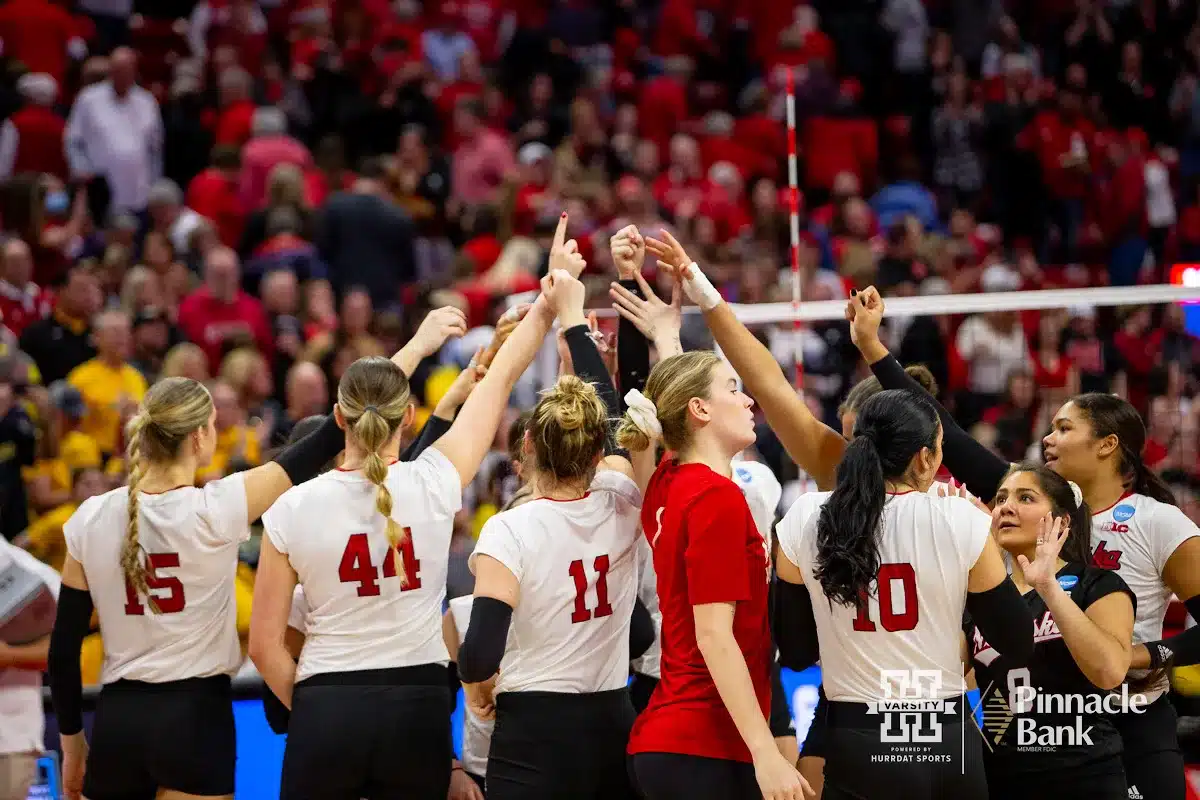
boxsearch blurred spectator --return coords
[186,145,244,248]
[315,158,416,305]
[238,163,312,260]
[176,246,271,370]
[954,264,1029,426]
[0,365,36,539]
[422,6,478,82]
[129,307,172,380]
[272,360,328,446]
[239,107,312,213]
[147,178,203,257]
[65,47,163,217]
[0,239,52,338]
[0,0,86,86]
[0,74,68,181]
[197,380,261,482]
[213,67,256,148]
[161,340,208,382]
[451,97,515,207]
[18,264,101,385]
[66,309,146,457]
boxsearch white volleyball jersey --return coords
[630,536,661,679]
[63,475,250,684]
[777,491,990,703]
[262,448,462,683]
[1090,492,1199,701]
[288,585,308,634]
[448,595,493,777]
[471,470,641,695]
[0,540,60,754]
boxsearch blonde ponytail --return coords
[122,412,156,612]
[354,408,407,585]
[337,357,413,586]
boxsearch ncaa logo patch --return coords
[735,467,752,484]
[1057,575,1079,591]
[1112,504,1136,523]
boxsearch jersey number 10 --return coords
[569,555,613,624]
[851,563,918,632]
[339,532,422,596]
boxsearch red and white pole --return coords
[785,68,804,394]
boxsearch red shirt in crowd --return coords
[187,168,245,248]
[0,0,78,85]
[1018,110,1096,200]
[0,279,52,337]
[6,105,68,181]
[627,460,772,764]
[214,99,256,147]
[177,286,272,369]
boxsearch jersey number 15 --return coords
[123,552,185,615]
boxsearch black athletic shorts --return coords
[630,671,659,715]
[83,675,235,800]
[282,665,452,800]
[630,752,759,800]
[800,685,828,757]
[987,763,1127,800]
[821,696,986,800]
[487,688,637,800]
[1112,694,1185,800]
[769,661,796,738]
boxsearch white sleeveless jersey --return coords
[777,491,990,703]
[1090,492,1199,701]
[262,448,462,683]
[632,460,781,680]
[470,470,641,694]
[448,595,493,777]
[63,475,251,684]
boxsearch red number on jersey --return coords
[850,562,918,632]
[568,555,613,624]
[123,553,186,615]
[338,532,422,597]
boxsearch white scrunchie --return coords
[624,389,662,442]
[1068,480,1083,509]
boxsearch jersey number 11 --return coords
[569,555,613,624]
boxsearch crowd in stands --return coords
[0,0,1198,683]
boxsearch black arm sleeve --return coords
[458,596,513,683]
[1147,594,1200,667]
[629,597,655,660]
[615,278,651,407]
[965,578,1035,666]
[772,579,821,672]
[564,323,623,456]
[48,585,93,736]
[869,354,1009,502]
[401,414,452,462]
[274,414,345,485]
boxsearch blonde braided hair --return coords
[122,378,213,613]
[337,357,412,583]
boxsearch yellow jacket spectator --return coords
[25,382,102,514]
[197,381,263,481]
[17,467,107,571]
[67,310,148,455]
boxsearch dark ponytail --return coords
[815,390,941,608]
[1071,393,1176,506]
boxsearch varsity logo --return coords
[868,670,952,745]
[1112,504,1137,523]
[1092,540,1123,570]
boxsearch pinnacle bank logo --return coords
[866,670,956,764]
[975,679,1148,752]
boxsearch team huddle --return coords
[41,214,1200,800]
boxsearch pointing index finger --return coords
[552,212,569,253]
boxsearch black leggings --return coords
[987,765,1127,800]
[630,752,760,800]
[1113,695,1185,800]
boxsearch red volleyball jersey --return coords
[627,459,772,763]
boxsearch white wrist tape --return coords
[682,262,722,312]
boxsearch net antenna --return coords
[786,67,804,397]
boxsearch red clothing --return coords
[7,106,68,180]
[214,99,256,146]
[177,287,272,369]
[187,168,245,248]
[802,116,878,192]
[627,460,771,764]
[0,280,51,337]
[1017,111,1096,200]
[0,0,77,84]
[239,135,313,211]
[637,76,689,153]
[1029,349,1072,390]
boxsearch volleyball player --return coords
[44,365,369,800]
[248,215,576,800]
[457,267,656,799]
[772,388,1034,799]
[848,287,1200,800]
[968,463,1134,799]
[616,350,809,800]
[444,596,490,798]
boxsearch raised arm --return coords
[847,287,1009,502]
[645,230,844,489]
[434,214,582,488]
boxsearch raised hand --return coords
[609,269,683,356]
[845,286,885,351]
[412,306,469,360]
[479,304,531,368]
[540,269,587,327]
[1017,514,1069,592]
[437,348,488,416]
[610,224,646,280]
[549,213,587,278]
[936,479,990,515]
[643,228,693,277]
